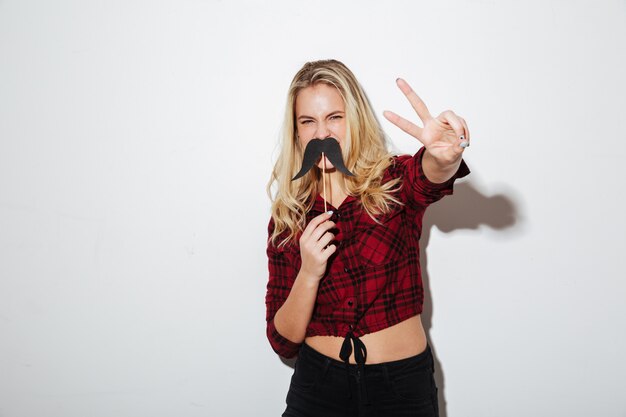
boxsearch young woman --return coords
[265,59,470,417]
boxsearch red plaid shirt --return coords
[265,147,470,358]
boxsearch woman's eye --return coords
[330,115,343,120]
[301,120,313,125]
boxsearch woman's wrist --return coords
[422,149,462,184]
[296,270,321,289]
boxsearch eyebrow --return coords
[297,111,345,121]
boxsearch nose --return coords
[314,121,332,139]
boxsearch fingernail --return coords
[396,77,401,83]
[327,210,334,215]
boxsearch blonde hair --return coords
[267,59,401,247]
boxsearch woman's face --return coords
[295,83,346,170]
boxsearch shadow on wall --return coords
[420,180,521,417]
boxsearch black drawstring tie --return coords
[339,330,369,404]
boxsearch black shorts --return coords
[282,341,439,417]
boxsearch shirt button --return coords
[347,300,354,306]
[349,324,354,330]
[344,267,349,273]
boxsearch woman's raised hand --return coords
[383,78,469,165]
[298,211,337,283]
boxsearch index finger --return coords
[383,110,424,143]
[301,211,334,240]
[396,78,432,122]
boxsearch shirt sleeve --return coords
[265,219,302,359]
[400,146,470,207]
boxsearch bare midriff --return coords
[304,314,428,364]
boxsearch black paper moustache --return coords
[291,137,356,181]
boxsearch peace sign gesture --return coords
[383,78,469,166]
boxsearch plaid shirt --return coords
[265,147,470,358]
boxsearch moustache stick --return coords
[322,152,327,213]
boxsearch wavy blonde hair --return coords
[268,59,402,247]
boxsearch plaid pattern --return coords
[265,147,470,358]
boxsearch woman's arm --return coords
[272,271,319,345]
[265,212,337,358]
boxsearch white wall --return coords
[1,1,625,416]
